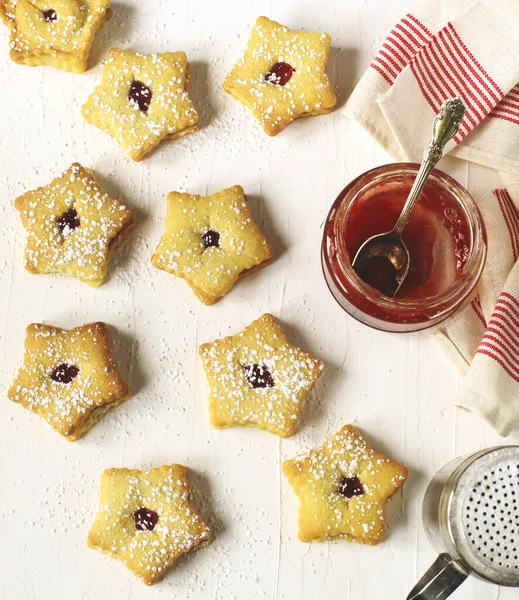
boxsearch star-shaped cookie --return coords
[8,322,130,441]
[2,0,111,72]
[14,163,134,287]
[87,464,211,586]
[82,48,199,161]
[223,16,336,136]
[152,186,273,305]
[283,425,408,544]
[199,313,324,437]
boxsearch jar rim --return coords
[324,163,487,320]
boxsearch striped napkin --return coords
[345,0,519,174]
[343,0,519,435]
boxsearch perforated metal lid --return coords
[448,446,519,587]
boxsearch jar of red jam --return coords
[321,163,487,333]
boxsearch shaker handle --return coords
[407,554,468,600]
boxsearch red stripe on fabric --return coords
[485,324,519,355]
[500,292,519,311]
[391,28,423,57]
[416,47,471,142]
[379,48,406,73]
[422,42,458,100]
[386,33,413,62]
[395,23,423,51]
[476,349,519,382]
[488,112,519,126]
[381,42,407,68]
[442,30,494,115]
[436,30,486,125]
[415,50,447,107]
[410,61,438,112]
[471,298,486,327]
[370,62,394,85]
[502,292,519,318]
[478,341,519,373]
[494,302,519,331]
[411,57,440,112]
[484,319,519,351]
[477,349,519,383]
[372,56,398,80]
[442,27,497,111]
[495,190,518,260]
[480,339,519,369]
[499,98,519,111]
[402,16,431,44]
[447,22,502,98]
[493,105,519,119]
[424,38,475,136]
[496,190,519,261]
[498,190,519,253]
[482,335,519,367]
[491,313,519,344]
[406,13,433,38]
[485,313,519,346]
[507,96,519,108]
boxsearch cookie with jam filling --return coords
[1,0,111,72]
[82,48,199,161]
[14,163,134,287]
[151,186,273,305]
[199,313,324,437]
[282,424,408,544]
[223,16,336,136]
[87,464,211,586]
[8,322,130,441]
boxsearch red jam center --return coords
[43,9,57,21]
[51,363,79,384]
[338,476,364,499]
[134,507,159,531]
[346,183,470,299]
[203,229,220,249]
[128,81,152,113]
[243,364,275,389]
[264,62,295,86]
[57,208,80,235]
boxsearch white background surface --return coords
[0,1,518,599]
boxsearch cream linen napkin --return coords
[343,0,519,435]
[345,0,519,175]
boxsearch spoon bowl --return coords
[352,232,410,297]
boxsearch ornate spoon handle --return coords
[392,97,466,236]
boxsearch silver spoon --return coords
[351,97,466,297]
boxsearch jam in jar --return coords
[321,164,487,333]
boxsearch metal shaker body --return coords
[408,446,519,599]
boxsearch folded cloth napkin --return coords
[345,0,519,175]
[343,0,519,435]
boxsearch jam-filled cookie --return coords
[199,313,324,437]
[1,0,111,73]
[8,322,130,441]
[283,425,408,544]
[87,464,211,586]
[14,163,134,287]
[223,16,336,136]
[152,186,273,305]
[82,48,199,161]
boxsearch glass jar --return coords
[321,163,487,333]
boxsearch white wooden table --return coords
[0,1,517,598]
